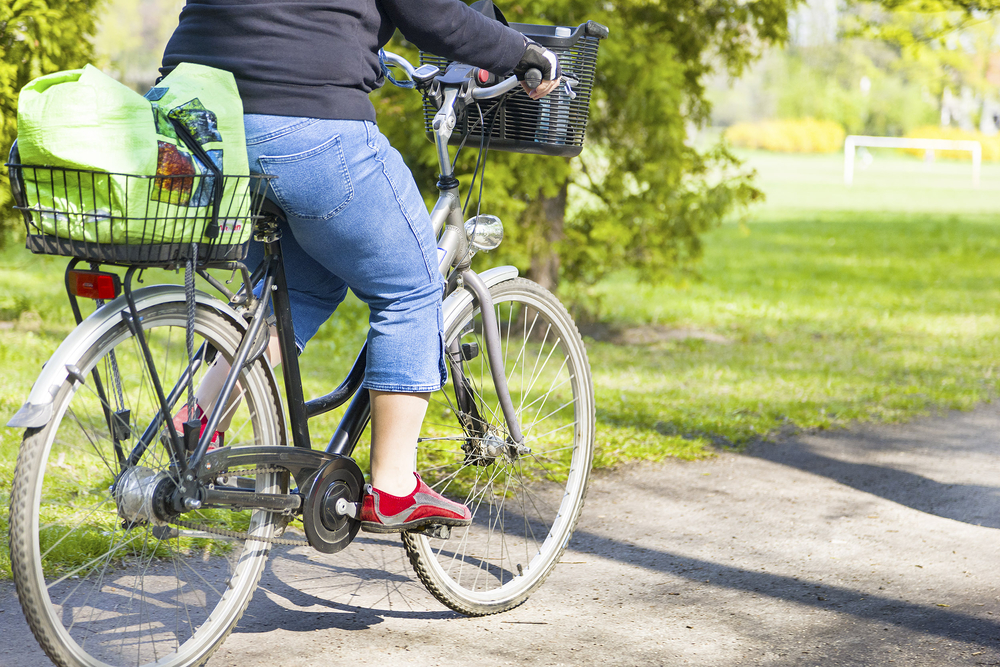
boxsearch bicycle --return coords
[6,23,606,667]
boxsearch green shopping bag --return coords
[16,63,251,245]
[142,62,252,244]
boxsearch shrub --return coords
[0,0,102,238]
[903,126,1000,162]
[725,118,847,153]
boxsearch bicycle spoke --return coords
[12,301,282,666]
[521,357,572,424]
[407,280,593,615]
[518,325,554,415]
[46,531,147,591]
[40,497,115,561]
[522,402,577,439]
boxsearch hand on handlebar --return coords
[522,78,560,100]
[514,39,561,100]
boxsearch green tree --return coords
[761,41,939,136]
[375,0,795,307]
[847,1,1000,101]
[1,0,104,232]
[92,0,183,92]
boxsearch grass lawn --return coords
[587,150,1000,463]
[2,149,999,577]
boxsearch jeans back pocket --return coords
[258,133,354,221]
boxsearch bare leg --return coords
[192,327,281,431]
[369,389,429,496]
[194,337,428,496]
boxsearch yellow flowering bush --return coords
[902,126,1000,162]
[725,118,846,154]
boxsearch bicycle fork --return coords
[451,268,525,448]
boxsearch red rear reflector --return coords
[68,270,121,300]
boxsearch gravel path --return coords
[4,406,1000,666]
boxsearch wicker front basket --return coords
[421,20,607,158]
[7,159,272,267]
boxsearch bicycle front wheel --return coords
[9,299,283,667]
[403,277,595,616]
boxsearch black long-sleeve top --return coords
[160,0,526,121]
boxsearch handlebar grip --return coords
[524,68,542,90]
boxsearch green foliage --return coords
[0,0,104,236]
[773,41,939,136]
[845,3,1000,102]
[92,0,183,91]
[375,0,795,297]
[714,40,940,137]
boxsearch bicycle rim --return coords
[404,277,595,615]
[9,301,283,667]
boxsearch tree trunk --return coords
[525,181,568,293]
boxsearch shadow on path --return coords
[232,522,1000,648]
[570,527,1000,646]
[747,436,1000,529]
[233,536,454,635]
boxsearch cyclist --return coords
[159,0,561,533]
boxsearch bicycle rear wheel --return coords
[403,277,595,616]
[9,299,283,667]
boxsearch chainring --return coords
[165,458,365,551]
[302,456,366,554]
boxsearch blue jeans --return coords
[243,115,446,392]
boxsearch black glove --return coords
[513,39,561,84]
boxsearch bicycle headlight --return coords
[464,215,504,252]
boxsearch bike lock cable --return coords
[185,247,197,418]
[379,49,416,89]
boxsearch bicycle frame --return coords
[199,60,529,462]
[40,59,529,519]
[6,41,602,665]
[220,68,527,456]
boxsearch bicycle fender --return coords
[8,286,248,429]
[441,265,519,328]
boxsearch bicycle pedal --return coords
[414,524,452,540]
[151,525,179,541]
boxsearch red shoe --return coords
[172,403,225,450]
[360,473,472,534]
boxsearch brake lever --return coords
[562,76,579,100]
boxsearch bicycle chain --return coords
[168,465,312,546]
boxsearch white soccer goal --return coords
[843,135,982,187]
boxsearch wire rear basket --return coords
[7,160,272,267]
[421,20,607,158]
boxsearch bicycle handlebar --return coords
[523,68,542,90]
[380,51,559,101]
[471,73,521,99]
[381,51,573,187]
